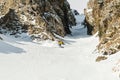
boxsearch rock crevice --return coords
[85,0,120,55]
[0,0,76,40]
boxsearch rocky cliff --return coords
[85,0,120,55]
[0,0,76,40]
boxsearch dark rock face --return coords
[0,9,23,35]
[73,10,79,15]
[83,18,93,35]
[85,0,120,55]
[0,0,76,40]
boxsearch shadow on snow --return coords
[0,41,25,54]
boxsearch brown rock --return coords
[85,0,120,55]
[0,0,76,41]
[96,56,108,62]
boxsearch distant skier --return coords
[58,40,64,48]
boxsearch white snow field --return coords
[0,14,120,80]
[68,0,89,13]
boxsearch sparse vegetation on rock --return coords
[85,0,120,55]
[0,0,76,41]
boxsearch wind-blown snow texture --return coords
[0,14,120,80]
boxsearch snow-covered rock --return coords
[85,0,120,55]
[0,0,76,41]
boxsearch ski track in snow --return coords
[0,15,120,80]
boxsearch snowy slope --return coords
[0,14,120,80]
[68,0,89,13]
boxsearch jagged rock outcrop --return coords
[0,0,76,40]
[85,0,120,55]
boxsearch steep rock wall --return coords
[85,0,120,55]
[0,0,76,40]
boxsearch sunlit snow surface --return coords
[0,14,120,80]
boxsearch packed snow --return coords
[0,14,120,80]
